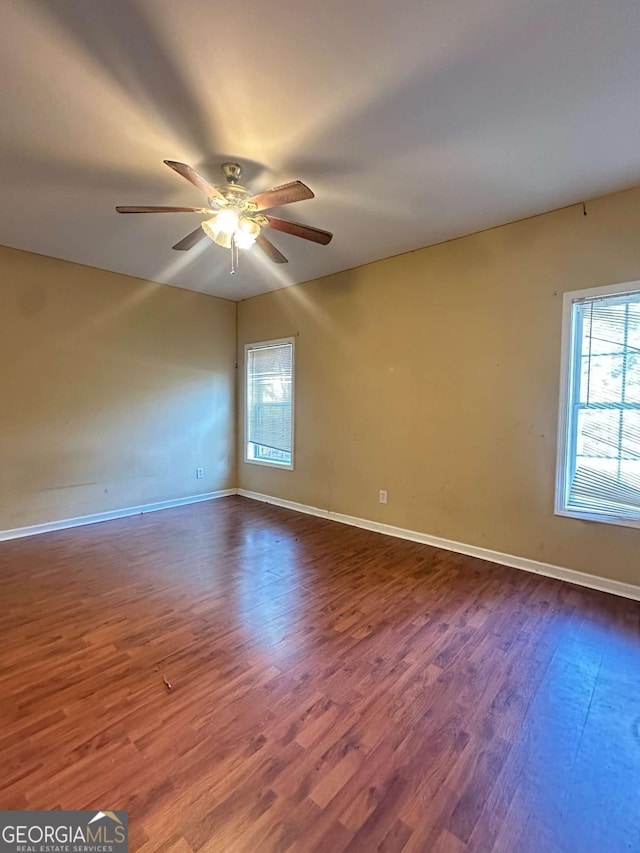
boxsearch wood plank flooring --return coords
[1,496,639,851]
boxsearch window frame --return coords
[244,336,295,471]
[555,279,640,529]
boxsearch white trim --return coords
[0,489,237,542]
[555,279,640,530]
[554,287,576,517]
[244,337,295,471]
[555,505,640,529]
[557,278,640,304]
[237,489,640,602]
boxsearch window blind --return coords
[246,341,293,463]
[566,290,640,519]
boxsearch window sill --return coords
[555,506,640,530]
[244,458,294,472]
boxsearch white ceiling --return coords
[1,0,639,300]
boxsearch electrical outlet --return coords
[379,489,388,504]
[196,467,204,480]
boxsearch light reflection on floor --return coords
[233,519,305,658]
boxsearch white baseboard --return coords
[5,486,638,602]
[0,489,237,543]
[237,489,640,602]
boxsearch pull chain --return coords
[230,234,239,275]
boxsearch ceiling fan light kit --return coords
[116,160,332,275]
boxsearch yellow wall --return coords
[238,185,640,586]
[4,184,640,586]
[0,246,236,530]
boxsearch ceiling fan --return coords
[116,160,333,274]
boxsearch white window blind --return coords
[245,339,294,468]
[557,285,640,525]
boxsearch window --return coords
[245,338,294,469]
[556,281,640,527]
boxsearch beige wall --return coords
[238,185,640,586]
[0,246,236,530]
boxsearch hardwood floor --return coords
[1,496,639,852]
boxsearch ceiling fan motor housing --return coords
[214,184,249,206]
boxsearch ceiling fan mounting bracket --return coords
[221,162,243,184]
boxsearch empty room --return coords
[1,1,640,851]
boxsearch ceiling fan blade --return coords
[265,215,333,245]
[172,227,209,251]
[116,205,210,214]
[255,234,288,264]
[164,160,226,203]
[247,181,314,211]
